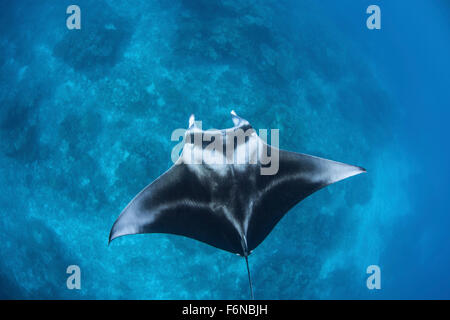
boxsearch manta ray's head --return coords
[180,110,279,175]
[187,110,251,130]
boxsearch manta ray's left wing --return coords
[109,164,243,254]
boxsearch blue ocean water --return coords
[0,0,448,299]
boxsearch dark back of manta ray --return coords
[109,113,365,258]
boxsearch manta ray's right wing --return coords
[246,148,366,252]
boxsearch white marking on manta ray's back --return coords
[171,112,280,175]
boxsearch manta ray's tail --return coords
[245,256,254,300]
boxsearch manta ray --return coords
[109,111,366,299]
